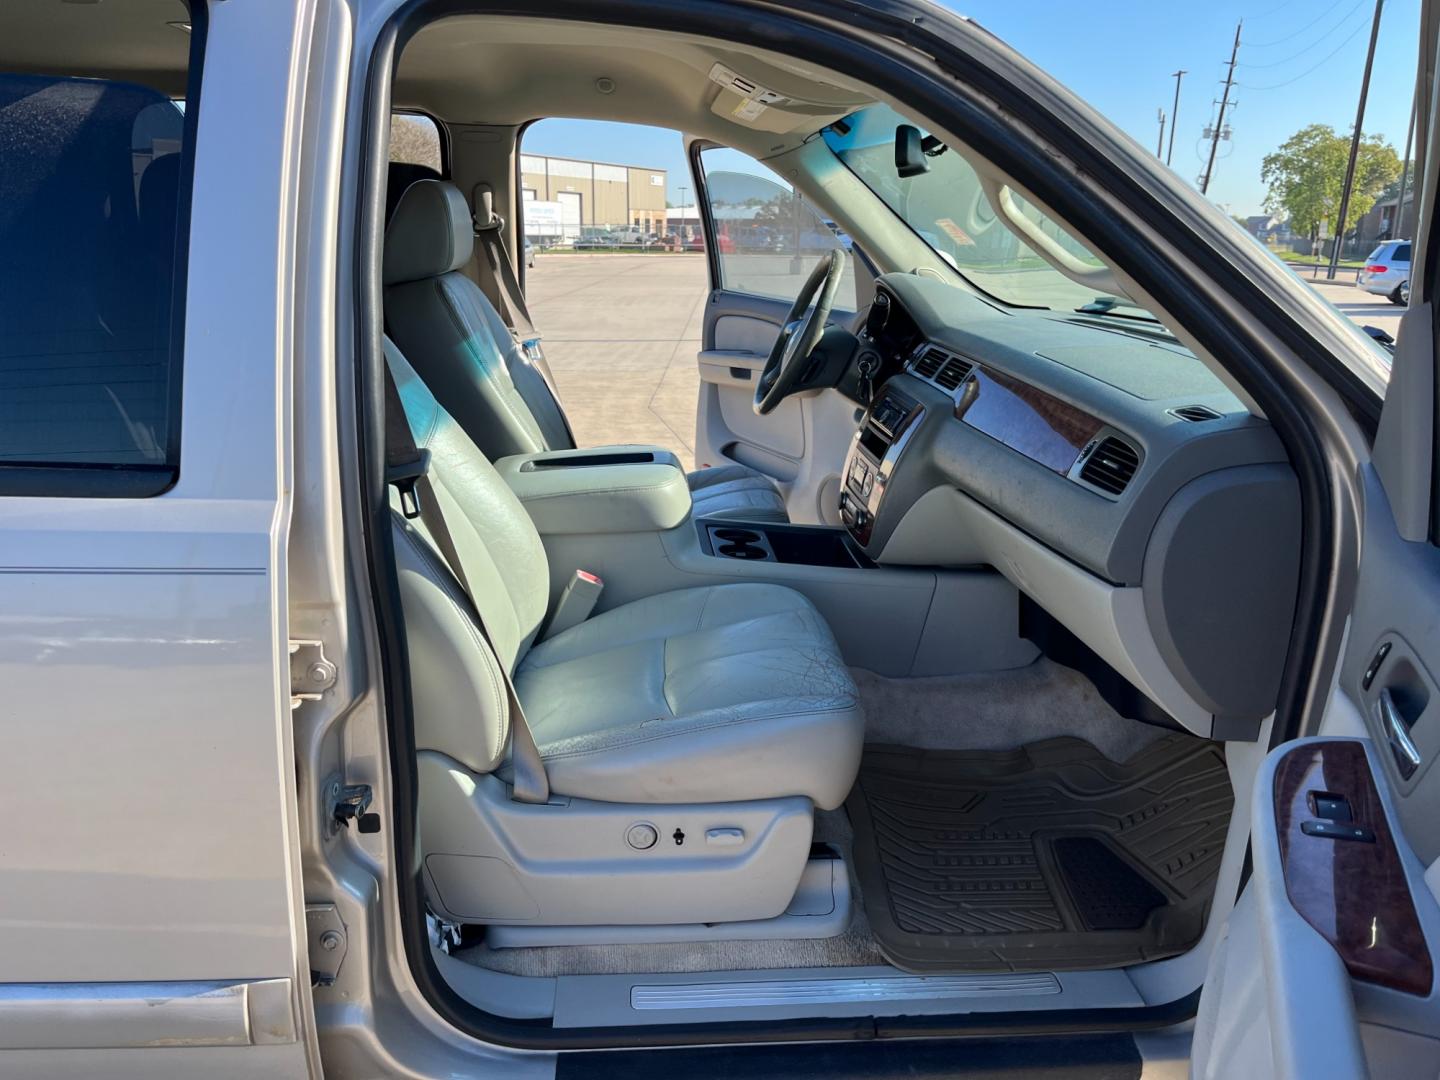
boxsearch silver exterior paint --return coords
[0,1,324,1073]
[0,0,1404,1075]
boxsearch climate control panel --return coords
[840,390,922,547]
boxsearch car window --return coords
[697,146,858,310]
[1392,243,1411,263]
[390,113,442,171]
[0,71,198,493]
[823,104,1155,319]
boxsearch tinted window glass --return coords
[1392,243,1411,263]
[699,146,857,309]
[0,73,190,480]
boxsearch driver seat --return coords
[383,178,789,523]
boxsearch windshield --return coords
[823,105,1154,318]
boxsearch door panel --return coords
[1197,19,1440,1072]
[0,1,319,1072]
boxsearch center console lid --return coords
[494,445,691,535]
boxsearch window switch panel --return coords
[1301,819,1374,843]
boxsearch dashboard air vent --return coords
[933,356,974,391]
[1169,404,1223,423]
[912,346,945,380]
[1079,436,1141,496]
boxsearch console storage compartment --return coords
[495,445,691,535]
[699,519,870,569]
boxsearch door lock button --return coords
[1309,791,1352,822]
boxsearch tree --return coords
[1261,124,1400,243]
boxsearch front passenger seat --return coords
[384,338,863,927]
[383,178,790,523]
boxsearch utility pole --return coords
[1156,109,1167,158]
[1200,24,1240,196]
[1394,84,1417,240]
[1166,70,1186,166]
[1327,0,1385,279]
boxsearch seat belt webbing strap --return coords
[384,367,551,805]
[470,184,577,449]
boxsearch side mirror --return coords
[895,124,929,178]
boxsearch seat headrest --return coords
[385,161,442,227]
[384,179,474,286]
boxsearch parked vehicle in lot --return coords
[2,1,1438,1077]
[523,238,535,267]
[1359,239,1412,304]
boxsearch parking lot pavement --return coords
[527,253,708,472]
[1302,279,1403,341]
[526,255,1402,465]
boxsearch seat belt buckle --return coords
[520,337,544,364]
[386,449,431,520]
[543,570,604,640]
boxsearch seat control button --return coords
[706,827,745,847]
[625,823,658,850]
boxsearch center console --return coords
[494,446,691,535]
[839,389,924,546]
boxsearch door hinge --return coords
[306,904,348,986]
[326,776,380,837]
[289,639,337,709]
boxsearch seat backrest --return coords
[383,179,568,462]
[385,337,550,775]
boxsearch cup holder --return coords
[717,543,768,560]
[713,528,762,544]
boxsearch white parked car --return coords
[1359,238,1412,304]
[0,1,1436,1078]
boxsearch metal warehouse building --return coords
[519,153,668,240]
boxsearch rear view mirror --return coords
[895,124,929,178]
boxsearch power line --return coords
[1248,0,1305,22]
[1237,17,1370,90]
[1244,0,1348,47]
[1239,1,1365,65]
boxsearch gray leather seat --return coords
[383,179,790,524]
[386,338,863,809]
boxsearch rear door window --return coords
[0,73,195,493]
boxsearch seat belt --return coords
[384,367,551,805]
[469,183,577,449]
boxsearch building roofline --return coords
[520,151,667,174]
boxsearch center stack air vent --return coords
[912,346,944,380]
[910,345,973,393]
[1078,435,1141,496]
[1169,404,1223,423]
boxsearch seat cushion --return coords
[513,583,863,808]
[686,464,788,523]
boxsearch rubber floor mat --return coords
[846,734,1232,973]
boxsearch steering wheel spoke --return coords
[753,249,846,416]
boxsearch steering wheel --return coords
[753,248,846,415]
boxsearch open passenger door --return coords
[1192,9,1440,1076]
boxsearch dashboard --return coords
[842,272,1303,738]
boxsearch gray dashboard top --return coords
[870,273,1291,584]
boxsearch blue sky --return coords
[523,0,1421,216]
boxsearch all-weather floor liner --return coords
[846,734,1233,973]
